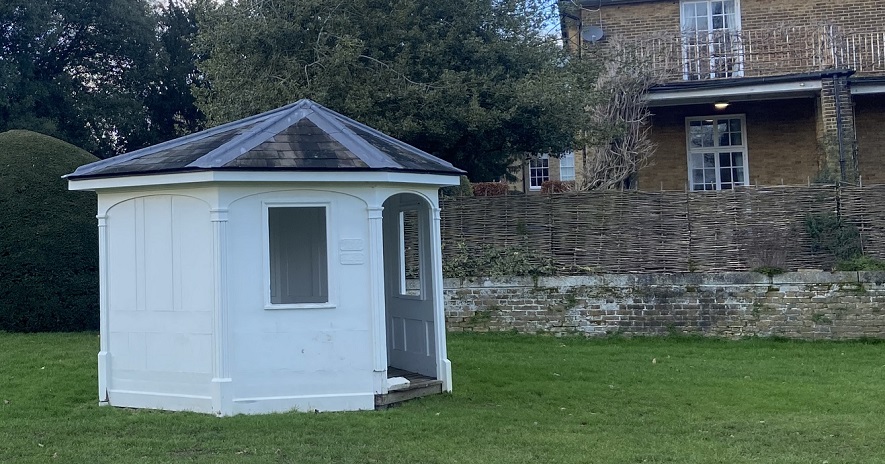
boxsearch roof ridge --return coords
[187,99,315,169]
[66,102,303,178]
[337,114,458,170]
[304,107,399,169]
[305,102,458,170]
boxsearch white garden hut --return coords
[66,99,463,415]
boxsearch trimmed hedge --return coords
[471,182,509,196]
[0,130,99,332]
[540,180,575,193]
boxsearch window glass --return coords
[268,207,328,304]
[687,117,747,191]
[400,209,422,297]
[704,153,715,167]
[559,152,576,181]
[681,0,740,79]
[529,156,549,190]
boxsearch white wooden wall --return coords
[105,195,214,410]
[225,188,375,413]
[85,178,453,415]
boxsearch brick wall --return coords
[587,2,680,42]
[444,272,885,340]
[855,94,885,185]
[741,0,885,34]
[637,99,820,190]
[567,0,885,79]
[584,0,885,43]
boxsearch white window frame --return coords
[685,114,749,191]
[398,207,425,300]
[680,0,743,80]
[528,155,549,191]
[262,201,336,310]
[559,152,576,182]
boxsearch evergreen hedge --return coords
[0,130,99,332]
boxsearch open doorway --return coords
[382,193,437,380]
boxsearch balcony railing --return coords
[616,25,885,82]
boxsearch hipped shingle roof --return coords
[67,99,464,180]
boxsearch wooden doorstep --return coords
[375,368,444,409]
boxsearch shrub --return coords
[443,242,556,279]
[540,180,575,193]
[0,130,99,332]
[804,212,862,262]
[834,256,885,271]
[472,182,509,196]
[440,175,474,198]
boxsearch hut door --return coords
[383,195,436,378]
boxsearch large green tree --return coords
[195,0,599,180]
[145,0,206,145]
[0,0,205,158]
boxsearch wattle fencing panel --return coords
[438,185,885,274]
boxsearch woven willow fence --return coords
[438,185,885,274]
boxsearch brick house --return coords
[548,0,885,192]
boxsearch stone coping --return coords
[444,271,885,289]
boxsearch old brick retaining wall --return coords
[444,272,885,340]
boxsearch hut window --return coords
[399,209,422,297]
[268,206,328,304]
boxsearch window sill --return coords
[264,302,337,310]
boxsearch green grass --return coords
[2,333,885,463]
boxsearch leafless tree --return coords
[578,40,662,191]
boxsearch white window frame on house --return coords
[559,152,576,182]
[263,201,336,310]
[528,155,549,191]
[686,115,749,191]
[680,0,743,80]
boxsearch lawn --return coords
[2,333,884,463]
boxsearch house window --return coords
[528,156,549,190]
[686,116,748,191]
[681,0,742,79]
[267,206,329,305]
[559,152,576,181]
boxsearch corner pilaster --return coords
[429,205,452,392]
[97,215,110,405]
[367,205,388,394]
[210,208,233,416]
